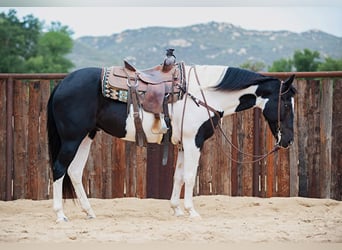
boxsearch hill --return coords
[67,21,342,70]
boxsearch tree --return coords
[26,22,74,72]
[0,9,41,72]
[293,49,321,72]
[239,60,266,72]
[268,58,293,72]
[318,56,342,71]
[268,49,342,72]
[0,10,74,73]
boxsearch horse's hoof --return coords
[188,209,201,219]
[87,214,96,220]
[189,213,202,219]
[175,211,185,217]
[172,207,185,217]
[56,216,68,223]
[84,209,96,219]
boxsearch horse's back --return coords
[55,67,102,95]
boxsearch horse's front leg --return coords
[170,150,185,216]
[182,142,201,218]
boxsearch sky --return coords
[1,3,342,39]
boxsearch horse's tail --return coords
[47,84,75,199]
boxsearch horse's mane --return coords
[214,67,277,91]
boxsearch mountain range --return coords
[67,21,342,70]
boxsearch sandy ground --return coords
[0,195,341,248]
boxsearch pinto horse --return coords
[47,65,296,222]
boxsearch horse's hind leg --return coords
[53,175,67,222]
[52,136,93,222]
[67,136,95,219]
[53,140,82,222]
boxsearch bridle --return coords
[178,65,290,164]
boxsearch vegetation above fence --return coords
[0,72,341,201]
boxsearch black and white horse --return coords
[47,65,296,222]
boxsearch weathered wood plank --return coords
[277,148,290,197]
[38,80,51,199]
[218,115,233,195]
[319,79,333,198]
[266,127,275,197]
[307,80,321,198]
[230,114,238,196]
[112,138,125,198]
[210,133,220,195]
[136,145,147,198]
[146,143,160,198]
[27,81,41,200]
[128,142,138,197]
[259,113,268,198]
[13,80,29,199]
[0,79,7,200]
[241,109,254,196]
[158,144,175,199]
[331,79,342,200]
[253,108,262,197]
[86,131,103,198]
[236,113,245,196]
[296,79,309,197]
[101,134,112,198]
[289,80,299,197]
[198,137,214,195]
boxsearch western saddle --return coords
[101,52,186,148]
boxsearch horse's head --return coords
[261,75,296,148]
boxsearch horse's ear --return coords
[283,74,295,90]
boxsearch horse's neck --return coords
[185,65,267,116]
[200,86,266,115]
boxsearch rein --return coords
[179,65,283,164]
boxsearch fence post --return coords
[253,108,261,196]
[6,77,14,201]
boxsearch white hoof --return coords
[86,214,96,219]
[56,216,68,223]
[187,208,201,219]
[55,210,68,223]
[173,206,185,217]
[84,208,96,219]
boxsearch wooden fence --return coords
[0,72,341,201]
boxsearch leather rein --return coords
[177,65,286,164]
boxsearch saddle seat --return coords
[123,60,174,84]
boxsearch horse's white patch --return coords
[60,136,96,219]
[185,65,227,90]
[123,105,164,144]
[53,176,67,222]
[257,96,268,111]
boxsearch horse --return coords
[47,64,296,222]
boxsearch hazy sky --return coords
[1,4,341,38]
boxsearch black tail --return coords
[47,84,75,199]
[47,85,61,169]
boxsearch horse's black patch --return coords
[215,67,277,91]
[235,94,256,112]
[195,111,223,150]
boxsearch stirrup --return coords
[152,113,168,134]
